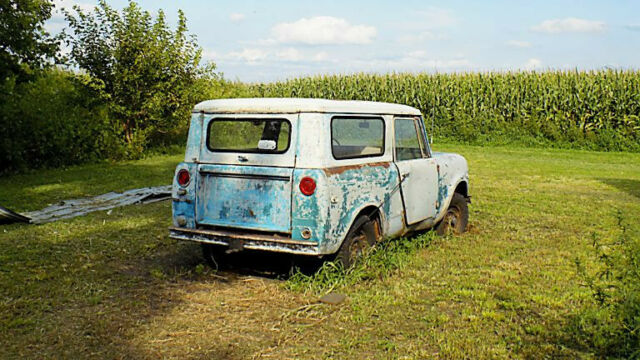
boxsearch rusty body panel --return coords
[322,162,391,176]
[170,98,470,257]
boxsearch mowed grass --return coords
[1,145,639,359]
[0,153,183,212]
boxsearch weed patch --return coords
[287,232,437,295]
[572,211,640,358]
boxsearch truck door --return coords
[393,117,439,224]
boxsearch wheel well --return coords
[455,181,468,198]
[353,205,382,240]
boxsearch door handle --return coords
[401,172,410,180]
[237,155,248,162]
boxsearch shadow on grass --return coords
[599,178,640,199]
[0,201,304,359]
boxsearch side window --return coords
[395,118,426,161]
[331,117,385,159]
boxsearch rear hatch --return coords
[195,114,297,233]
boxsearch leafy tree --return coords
[0,0,60,81]
[65,0,216,153]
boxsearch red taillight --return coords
[299,177,316,196]
[177,169,190,187]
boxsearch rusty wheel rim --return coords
[443,207,461,235]
[348,231,367,264]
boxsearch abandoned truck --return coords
[169,98,470,267]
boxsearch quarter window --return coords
[331,117,385,159]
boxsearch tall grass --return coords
[243,70,640,152]
[287,232,437,295]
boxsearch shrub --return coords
[573,212,640,358]
[0,69,114,171]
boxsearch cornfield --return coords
[239,70,640,152]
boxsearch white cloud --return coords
[276,48,303,61]
[523,58,542,70]
[506,40,532,48]
[271,16,376,45]
[313,51,329,62]
[226,48,269,64]
[202,49,218,61]
[356,51,471,72]
[396,8,455,46]
[229,13,245,22]
[531,18,606,33]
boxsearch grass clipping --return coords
[286,232,438,295]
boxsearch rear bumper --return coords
[168,226,320,255]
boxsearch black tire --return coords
[201,243,226,270]
[435,192,469,236]
[336,216,377,268]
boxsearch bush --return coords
[0,69,115,172]
[573,212,640,358]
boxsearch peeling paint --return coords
[323,161,391,176]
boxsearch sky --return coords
[47,0,640,82]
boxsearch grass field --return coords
[1,144,639,359]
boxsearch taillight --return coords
[299,177,316,196]
[177,169,190,187]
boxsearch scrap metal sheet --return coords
[0,205,31,224]
[0,185,172,225]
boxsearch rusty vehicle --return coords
[169,98,470,267]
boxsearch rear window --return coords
[207,118,291,153]
[331,117,385,159]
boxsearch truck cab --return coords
[170,98,470,267]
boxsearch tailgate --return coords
[196,164,293,233]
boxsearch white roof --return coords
[193,98,422,116]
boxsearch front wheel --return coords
[435,193,469,236]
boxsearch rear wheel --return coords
[435,193,469,236]
[336,216,377,268]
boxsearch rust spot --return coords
[323,161,391,176]
[249,209,255,217]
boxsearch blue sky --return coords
[48,0,640,82]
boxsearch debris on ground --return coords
[0,205,31,225]
[319,292,347,305]
[0,185,172,225]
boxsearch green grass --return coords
[1,144,639,359]
[0,154,182,212]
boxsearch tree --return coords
[65,0,216,152]
[0,0,60,81]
